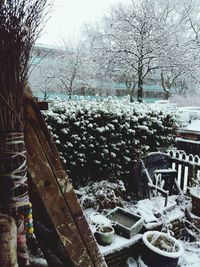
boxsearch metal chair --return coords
[145,152,177,196]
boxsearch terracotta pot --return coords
[142,231,183,267]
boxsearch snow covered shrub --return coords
[44,97,178,187]
[77,180,126,211]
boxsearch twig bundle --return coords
[0,1,49,264]
[0,0,49,206]
[0,0,49,132]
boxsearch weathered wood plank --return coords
[24,96,107,267]
[25,123,92,266]
[0,214,18,267]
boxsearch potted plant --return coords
[94,225,115,246]
[89,212,115,246]
[142,231,183,267]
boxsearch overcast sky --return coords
[37,0,130,45]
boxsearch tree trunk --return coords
[137,57,143,102]
[130,84,136,103]
[130,94,134,103]
[128,87,134,103]
[0,214,18,267]
[137,69,143,102]
[161,72,171,100]
[164,90,170,100]
[69,87,72,100]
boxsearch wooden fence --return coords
[168,150,200,193]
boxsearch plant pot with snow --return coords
[142,231,183,267]
[95,226,115,246]
[190,186,200,217]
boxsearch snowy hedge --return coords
[44,97,178,187]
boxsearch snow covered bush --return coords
[44,96,178,187]
[77,180,126,211]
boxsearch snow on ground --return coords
[99,234,142,257]
[178,242,200,267]
[177,106,200,124]
[83,193,200,267]
[183,120,200,132]
[125,251,200,267]
[29,257,48,266]
[125,195,187,225]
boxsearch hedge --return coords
[44,96,178,187]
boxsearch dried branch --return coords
[0,0,50,132]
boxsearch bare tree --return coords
[86,0,168,101]
[156,0,200,99]
[85,0,200,101]
[159,46,190,99]
[184,1,200,90]
[53,39,92,99]
[29,47,59,99]
[29,40,98,100]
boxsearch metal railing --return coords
[168,150,200,193]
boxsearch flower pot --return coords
[142,231,183,267]
[190,187,200,217]
[95,226,114,246]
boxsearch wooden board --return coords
[0,215,17,267]
[24,96,107,267]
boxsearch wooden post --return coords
[0,214,18,267]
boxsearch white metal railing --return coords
[168,150,200,193]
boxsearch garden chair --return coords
[145,152,178,196]
[136,152,179,207]
[139,159,169,206]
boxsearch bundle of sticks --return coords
[0,1,49,266]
